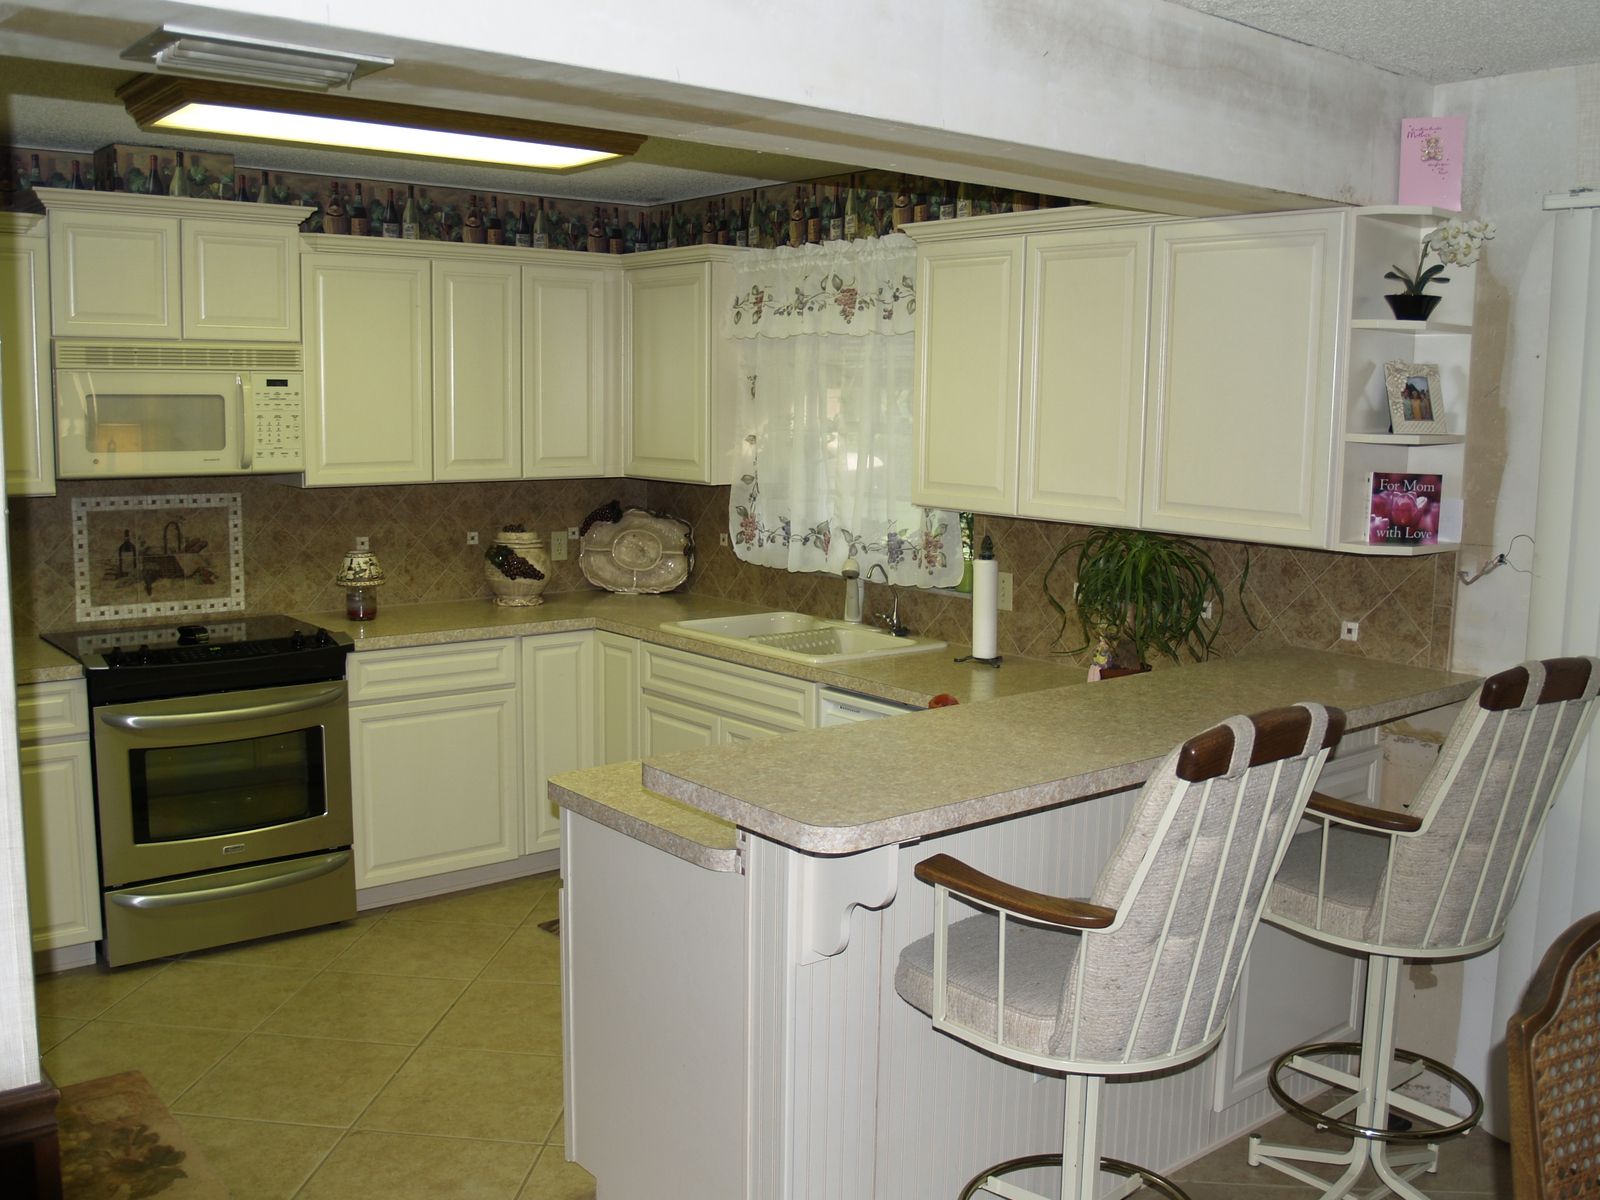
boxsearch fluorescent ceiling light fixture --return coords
[122,26,391,91]
[119,75,645,172]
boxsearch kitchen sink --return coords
[660,612,946,665]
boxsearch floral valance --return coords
[725,233,918,339]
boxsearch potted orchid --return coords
[1384,218,1496,322]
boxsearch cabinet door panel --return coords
[434,259,521,480]
[912,238,1025,514]
[525,266,610,477]
[351,689,520,888]
[1144,215,1341,546]
[595,632,640,764]
[624,262,711,481]
[20,740,100,951]
[50,211,179,338]
[639,693,718,757]
[524,633,596,853]
[303,254,432,485]
[182,220,300,340]
[0,229,55,495]
[1020,228,1149,525]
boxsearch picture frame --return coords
[1384,361,1446,435]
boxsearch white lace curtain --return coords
[724,234,962,586]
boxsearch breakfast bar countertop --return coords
[630,648,1480,855]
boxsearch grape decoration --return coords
[485,543,546,581]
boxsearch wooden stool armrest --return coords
[1306,791,1423,833]
[914,853,1117,929]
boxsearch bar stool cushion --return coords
[898,917,1080,1056]
[1268,825,1390,942]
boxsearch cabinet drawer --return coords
[640,644,815,731]
[348,639,517,702]
[17,680,89,743]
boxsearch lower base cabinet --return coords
[17,680,98,954]
[523,632,597,854]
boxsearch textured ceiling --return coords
[1162,0,1600,84]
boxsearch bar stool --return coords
[897,703,1345,1200]
[1249,656,1600,1200]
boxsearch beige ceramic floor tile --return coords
[425,979,562,1055]
[98,960,315,1030]
[523,886,561,927]
[177,1114,342,1200]
[386,876,553,929]
[44,1020,243,1103]
[359,1043,563,1143]
[32,960,170,1020]
[547,1111,564,1146]
[328,918,513,980]
[298,1130,537,1200]
[518,1147,596,1200]
[182,914,380,970]
[480,924,561,984]
[172,1032,410,1127]
[259,971,467,1045]
[35,1015,83,1054]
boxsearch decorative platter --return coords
[579,508,693,594]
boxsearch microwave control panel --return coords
[249,374,304,470]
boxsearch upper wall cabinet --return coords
[36,189,311,342]
[524,263,616,478]
[623,247,739,484]
[1142,211,1343,547]
[433,257,522,481]
[0,212,55,495]
[907,211,1152,526]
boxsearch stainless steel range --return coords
[42,616,355,967]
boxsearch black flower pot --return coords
[1385,293,1443,322]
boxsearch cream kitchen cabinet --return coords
[908,211,1151,525]
[302,249,434,485]
[0,212,55,495]
[16,680,99,953]
[637,643,816,754]
[523,632,597,854]
[37,189,308,341]
[595,631,641,764]
[524,263,617,477]
[1142,211,1344,546]
[433,257,522,481]
[622,247,739,484]
[347,640,521,888]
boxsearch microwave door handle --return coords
[238,375,254,470]
[99,683,345,731]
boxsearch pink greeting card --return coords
[1399,117,1465,210]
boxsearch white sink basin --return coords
[660,612,946,665]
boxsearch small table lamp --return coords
[335,547,385,620]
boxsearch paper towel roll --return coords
[971,537,999,660]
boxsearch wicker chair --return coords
[1249,657,1600,1200]
[896,703,1344,1200]
[1508,910,1600,1200]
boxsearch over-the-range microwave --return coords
[54,341,305,478]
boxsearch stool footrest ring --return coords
[957,1152,1189,1200]
[1267,1040,1484,1143]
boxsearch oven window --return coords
[130,729,327,843]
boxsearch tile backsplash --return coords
[7,476,646,634]
[649,483,1457,672]
[9,477,1454,673]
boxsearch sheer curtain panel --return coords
[725,235,962,587]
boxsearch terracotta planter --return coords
[485,531,551,606]
[1098,663,1153,680]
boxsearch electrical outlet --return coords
[719,533,730,547]
[1201,600,1214,621]
[355,536,369,551]
[466,531,478,546]
[550,530,569,561]
[1342,620,1360,642]
[997,571,1013,612]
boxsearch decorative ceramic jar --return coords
[335,548,385,621]
[484,528,551,606]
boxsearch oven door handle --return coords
[107,851,351,910]
[100,683,346,731]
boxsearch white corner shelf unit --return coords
[1332,206,1476,555]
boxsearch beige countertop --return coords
[13,637,82,685]
[291,591,1078,708]
[629,648,1480,856]
[549,761,739,872]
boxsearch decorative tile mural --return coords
[72,493,243,623]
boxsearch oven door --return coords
[93,680,352,887]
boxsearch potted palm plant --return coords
[1044,528,1244,676]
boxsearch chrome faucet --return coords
[866,563,910,637]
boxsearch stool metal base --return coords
[1248,955,1484,1200]
[958,1152,1189,1200]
